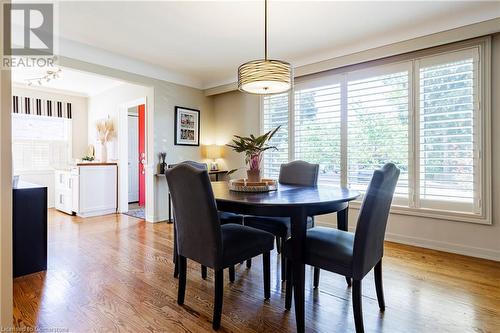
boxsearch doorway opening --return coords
[125,104,146,219]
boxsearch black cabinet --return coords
[13,181,48,277]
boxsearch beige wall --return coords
[88,82,150,160]
[88,82,153,215]
[61,57,215,222]
[213,91,260,179]
[210,35,500,261]
[0,2,13,326]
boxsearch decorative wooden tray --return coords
[228,179,278,192]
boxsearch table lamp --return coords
[206,145,221,171]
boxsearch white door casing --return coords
[128,115,139,202]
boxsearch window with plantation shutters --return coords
[12,113,72,173]
[346,64,410,204]
[416,49,480,213]
[294,78,342,185]
[262,93,289,178]
[260,41,490,223]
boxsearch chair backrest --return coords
[168,160,208,171]
[352,163,400,280]
[165,164,222,269]
[279,160,319,186]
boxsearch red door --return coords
[138,104,146,207]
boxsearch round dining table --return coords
[211,181,360,333]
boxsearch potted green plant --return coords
[226,126,280,182]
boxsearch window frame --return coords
[415,48,481,215]
[261,92,290,179]
[260,37,492,225]
[11,113,73,174]
[293,74,343,186]
[344,61,412,207]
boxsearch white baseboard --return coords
[315,220,500,262]
[77,209,117,218]
[145,214,166,223]
[384,232,500,262]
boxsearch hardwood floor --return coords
[13,209,500,332]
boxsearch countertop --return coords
[76,162,118,166]
[13,181,46,190]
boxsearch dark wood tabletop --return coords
[211,181,360,333]
[212,181,359,207]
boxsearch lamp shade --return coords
[238,59,293,94]
[206,145,221,159]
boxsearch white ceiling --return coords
[12,66,125,96]
[57,1,500,89]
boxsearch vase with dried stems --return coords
[226,126,280,182]
[96,117,116,163]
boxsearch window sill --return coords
[348,201,491,225]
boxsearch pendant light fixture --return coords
[238,0,293,95]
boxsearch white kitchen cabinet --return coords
[54,169,73,215]
[73,164,117,218]
[55,164,117,217]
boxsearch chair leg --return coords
[285,259,293,310]
[173,243,177,264]
[177,256,187,305]
[276,237,281,254]
[173,253,179,278]
[201,265,207,280]
[352,279,364,333]
[280,237,287,280]
[374,259,385,311]
[213,269,224,330]
[346,277,352,287]
[173,223,177,263]
[281,250,286,281]
[263,252,271,299]
[229,266,235,283]
[173,226,179,278]
[313,267,320,288]
[246,259,252,268]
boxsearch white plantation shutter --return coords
[12,114,72,173]
[262,93,289,178]
[417,48,480,213]
[294,78,342,185]
[346,64,410,203]
[260,42,489,223]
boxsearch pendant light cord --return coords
[264,0,268,61]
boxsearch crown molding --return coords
[204,17,500,96]
[58,37,203,89]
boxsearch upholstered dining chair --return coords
[169,161,244,279]
[166,164,274,330]
[244,160,319,279]
[284,163,400,333]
